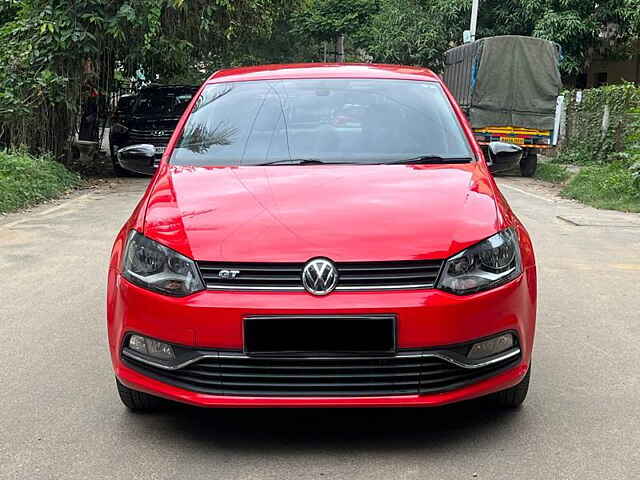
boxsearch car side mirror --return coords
[117,144,157,175]
[487,142,523,168]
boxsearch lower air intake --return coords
[123,350,519,397]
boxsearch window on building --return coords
[595,72,608,87]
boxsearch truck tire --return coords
[520,151,538,177]
[492,367,531,408]
[116,378,163,412]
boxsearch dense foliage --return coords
[293,0,379,43]
[1,0,639,160]
[0,148,81,213]
[0,0,298,158]
[293,0,640,75]
[550,83,640,211]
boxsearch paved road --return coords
[1,176,639,480]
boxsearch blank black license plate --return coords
[243,315,396,354]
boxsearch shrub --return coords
[534,162,570,183]
[562,160,640,213]
[0,149,81,213]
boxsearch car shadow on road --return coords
[132,398,527,453]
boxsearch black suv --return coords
[109,85,198,175]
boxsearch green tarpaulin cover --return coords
[443,36,562,131]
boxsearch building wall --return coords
[586,41,640,88]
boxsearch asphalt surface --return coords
[1,176,639,480]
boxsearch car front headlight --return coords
[437,227,522,295]
[122,231,204,296]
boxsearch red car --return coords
[107,64,536,411]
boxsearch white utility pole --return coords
[470,0,479,42]
[337,35,345,63]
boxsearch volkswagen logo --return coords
[302,258,338,296]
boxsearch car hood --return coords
[143,164,502,262]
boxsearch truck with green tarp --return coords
[443,35,562,176]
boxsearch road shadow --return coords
[128,398,527,454]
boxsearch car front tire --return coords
[116,378,163,412]
[492,366,531,408]
[110,145,132,177]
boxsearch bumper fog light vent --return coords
[468,333,514,360]
[128,334,175,361]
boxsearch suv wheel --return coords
[492,367,531,408]
[111,146,131,177]
[116,378,163,412]
[519,151,538,177]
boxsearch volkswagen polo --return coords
[107,64,536,411]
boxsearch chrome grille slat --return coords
[340,260,440,271]
[199,267,301,273]
[339,273,439,281]
[338,264,442,272]
[196,259,443,292]
[223,275,300,282]
[127,129,173,147]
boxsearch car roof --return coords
[206,63,440,84]
[141,85,198,91]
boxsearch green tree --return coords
[293,0,380,42]
[292,0,380,60]
[365,0,462,69]
[363,0,640,77]
[0,0,293,157]
[532,0,640,77]
[3,0,640,159]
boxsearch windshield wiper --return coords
[257,158,340,166]
[386,155,473,165]
[257,156,473,166]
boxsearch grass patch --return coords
[553,150,598,165]
[561,161,640,212]
[0,149,81,214]
[534,162,571,183]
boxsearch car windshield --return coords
[117,95,136,113]
[132,88,196,117]
[170,79,472,166]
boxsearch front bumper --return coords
[107,266,536,407]
[117,360,529,407]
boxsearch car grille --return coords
[123,350,519,397]
[128,129,172,147]
[196,260,444,292]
